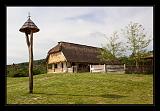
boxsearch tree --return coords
[118,56,135,65]
[123,22,151,67]
[99,47,115,61]
[100,31,125,61]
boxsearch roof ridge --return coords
[58,41,100,49]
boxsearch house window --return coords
[79,64,82,68]
[61,63,63,68]
[72,62,75,66]
[67,62,71,68]
[55,64,57,68]
[48,64,52,69]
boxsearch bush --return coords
[7,60,47,77]
[13,72,28,77]
[33,69,42,75]
[7,67,47,77]
[7,68,28,77]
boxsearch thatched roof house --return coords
[46,41,120,73]
[47,41,103,63]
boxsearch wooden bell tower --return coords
[19,13,40,93]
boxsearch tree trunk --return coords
[135,59,138,73]
[136,60,138,68]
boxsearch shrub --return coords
[7,59,47,77]
[33,69,41,75]
[7,68,28,77]
[7,67,47,77]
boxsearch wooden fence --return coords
[125,65,153,74]
[90,64,125,73]
[90,64,153,74]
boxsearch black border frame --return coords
[1,0,158,111]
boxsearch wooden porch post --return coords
[90,65,92,73]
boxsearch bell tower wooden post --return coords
[19,13,39,93]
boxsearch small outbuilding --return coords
[142,54,153,66]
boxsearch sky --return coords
[7,7,153,65]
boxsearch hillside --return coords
[7,59,47,77]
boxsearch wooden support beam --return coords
[28,31,33,93]
[25,31,34,94]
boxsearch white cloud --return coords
[7,7,153,65]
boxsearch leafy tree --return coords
[99,47,116,61]
[100,31,125,61]
[118,56,135,65]
[123,22,152,67]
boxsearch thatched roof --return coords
[19,18,39,34]
[47,41,121,64]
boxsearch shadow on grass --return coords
[32,92,127,99]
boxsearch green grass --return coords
[7,73,153,104]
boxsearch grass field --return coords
[7,73,153,104]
